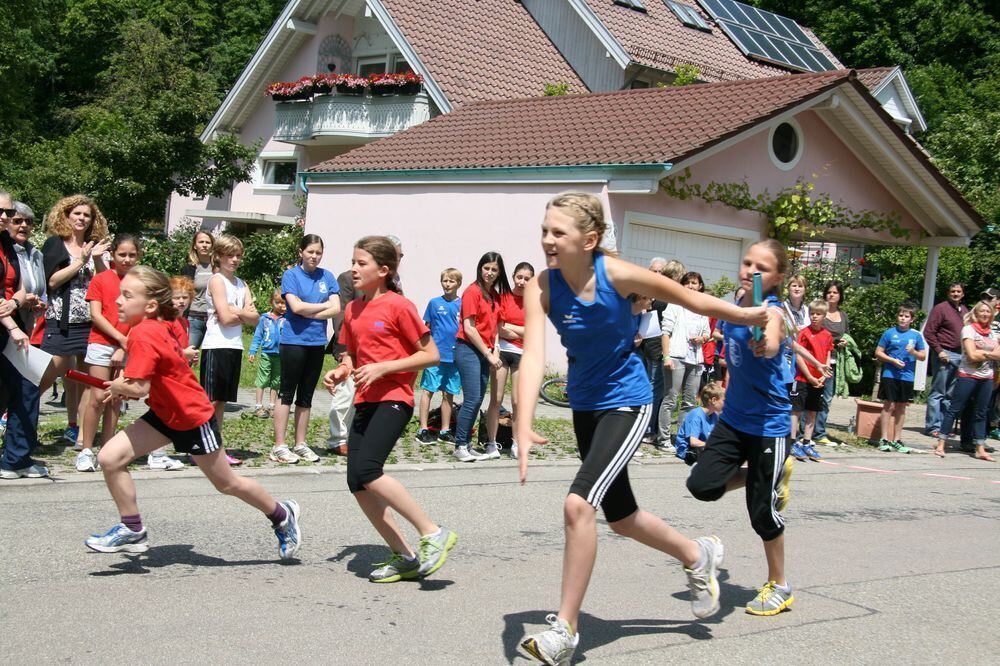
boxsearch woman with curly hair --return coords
[39,195,111,468]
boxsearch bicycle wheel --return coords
[539,377,571,408]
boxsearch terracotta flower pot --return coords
[854,398,883,441]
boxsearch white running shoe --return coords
[509,440,519,459]
[482,442,502,460]
[453,446,479,463]
[75,449,98,472]
[520,614,579,666]
[269,446,301,464]
[147,453,184,471]
[292,443,320,462]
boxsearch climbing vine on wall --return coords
[660,168,909,244]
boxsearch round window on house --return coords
[769,121,803,170]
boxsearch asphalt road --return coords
[2,451,997,664]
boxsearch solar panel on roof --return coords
[696,0,835,72]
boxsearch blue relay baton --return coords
[752,272,763,341]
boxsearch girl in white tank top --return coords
[203,272,247,350]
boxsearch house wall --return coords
[305,181,615,368]
[679,110,926,245]
[167,11,385,233]
[521,0,623,92]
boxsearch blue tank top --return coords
[548,253,652,411]
[720,295,792,437]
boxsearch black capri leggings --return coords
[347,401,413,493]
[686,418,789,541]
[570,403,652,523]
[279,344,326,408]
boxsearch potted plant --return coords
[854,360,883,442]
[312,73,336,95]
[265,76,313,102]
[335,74,367,95]
[367,72,403,96]
[400,71,423,95]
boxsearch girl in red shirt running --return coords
[323,236,457,583]
[85,266,301,559]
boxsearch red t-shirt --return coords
[166,317,190,349]
[455,284,500,350]
[498,291,525,350]
[339,291,430,406]
[796,325,834,382]
[124,318,215,430]
[85,270,131,346]
[703,317,718,365]
[1,250,15,299]
[30,316,45,346]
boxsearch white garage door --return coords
[623,222,743,287]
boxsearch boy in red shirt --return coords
[791,300,834,461]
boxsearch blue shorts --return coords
[420,362,462,395]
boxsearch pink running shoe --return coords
[226,453,243,466]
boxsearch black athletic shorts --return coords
[346,401,413,493]
[200,348,242,403]
[790,380,825,413]
[686,419,789,541]
[878,377,914,403]
[569,403,652,523]
[140,411,223,456]
[499,350,522,370]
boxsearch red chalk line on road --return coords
[804,457,994,484]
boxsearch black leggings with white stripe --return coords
[686,418,789,541]
[570,403,651,522]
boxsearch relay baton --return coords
[66,369,110,390]
[752,272,763,341]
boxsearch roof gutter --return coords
[302,163,671,187]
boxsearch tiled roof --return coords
[583,0,843,82]
[855,66,896,91]
[309,69,852,172]
[381,0,587,108]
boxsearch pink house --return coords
[167,0,982,366]
[301,70,982,364]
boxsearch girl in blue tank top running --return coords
[514,192,768,666]
[686,238,798,618]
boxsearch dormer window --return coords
[666,1,711,31]
[613,0,648,12]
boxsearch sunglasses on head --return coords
[0,208,16,218]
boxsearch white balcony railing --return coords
[273,93,431,145]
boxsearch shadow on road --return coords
[502,570,756,662]
[88,544,285,576]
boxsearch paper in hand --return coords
[2,337,53,386]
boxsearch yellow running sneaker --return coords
[746,581,794,616]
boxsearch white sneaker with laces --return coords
[292,443,320,462]
[270,446,301,464]
[453,446,478,463]
[482,442,502,460]
[76,449,98,472]
[147,454,184,471]
[520,614,579,666]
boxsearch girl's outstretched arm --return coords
[515,273,551,484]
[604,256,768,328]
